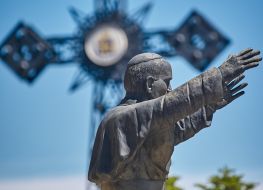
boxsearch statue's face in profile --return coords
[146,62,172,99]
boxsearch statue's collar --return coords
[119,99,137,106]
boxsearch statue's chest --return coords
[144,122,175,165]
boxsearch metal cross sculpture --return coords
[0,0,230,156]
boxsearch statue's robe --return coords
[88,68,224,190]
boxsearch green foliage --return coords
[195,167,256,190]
[165,176,183,190]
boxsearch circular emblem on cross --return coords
[84,25,128,67]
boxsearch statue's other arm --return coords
[173,105,215,146]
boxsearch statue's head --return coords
[124,53,172,100]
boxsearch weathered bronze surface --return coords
[88,49,261,190]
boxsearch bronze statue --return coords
[88,48,261,190]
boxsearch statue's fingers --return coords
[227,74,245,89]
[239,50,260,60]
[237,48,253,57]
[230,83,248,94]
[242,62,260,71]
[241,56,262,65]
[229,91,245,103]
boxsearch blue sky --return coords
[0,0,263,188]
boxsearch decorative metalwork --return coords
[0,0,230,170]
[164,11,230,71]
[0,22,54,82]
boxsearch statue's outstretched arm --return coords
[163,48,261,124]
[163,67,223,123]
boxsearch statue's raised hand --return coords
[207,74,248,114]
[219,48,262,83]
[215,74,247,110]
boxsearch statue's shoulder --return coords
[100,98,162,128]
[102,104,136,125]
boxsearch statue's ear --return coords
[146,76,155,93]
